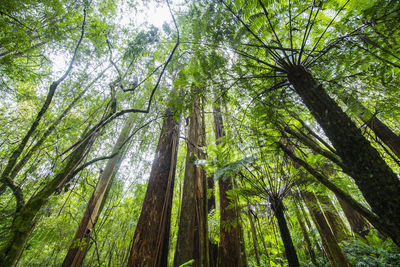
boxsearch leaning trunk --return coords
[247,208,261,266]
[213,106,242,267]
[293,202,319,266]
[281,143,395,243]
[271,198,300,267]
[337,196,370,237]
[340,91,400,159]
[317,194,349,242]
[302,191,350,267]
[62,115,135,266]
[127,109,180,266]
[0,133,94,266]
[287,65,400,241]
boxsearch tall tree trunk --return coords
[213,106,242,267]
[207,173,218,267]
[337,196,370,237]
[287,65,400,241]
[280,142,397,245]
[293,202,319,266]
[317,194,349,242]
[198,97,209,267]
[174,94,207,267]
[0,132,95,266]
[271,198,300,267]
[247,208,261,266]
[62,115,135,267]
[340,91,400,159]
[127,109,180,267]
[302,191,351,267]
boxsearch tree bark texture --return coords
[317,194,349,242]
[213,106,242,267]
[174,95,207,267]
[281,144,394,241]
[62,116,135,267]
[127,109,180,267]
[247,209,261,266]
[340,91,400,159]
[302,191,351,267]
[271,198,300,267]
[337,196,370,237]
[287,65,400,242]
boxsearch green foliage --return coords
[342,231,400,266]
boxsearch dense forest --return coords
[1,0,400,266]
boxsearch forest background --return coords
[1,0,400,266]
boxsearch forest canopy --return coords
[0,0,400,266]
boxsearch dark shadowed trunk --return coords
[213,106,242,267]
[62,116,135,267]
[127,109,180,267]
[271,198,300,267]
[287,65,400,243]
[302,191,350,267]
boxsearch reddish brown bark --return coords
[127,109,180,266]
[213,106,242,267]
[62,117,135,266]
[302,191,351,267]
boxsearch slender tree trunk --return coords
[271,198,300,267]
[317,194,349,242]
[127,109,180,266]
[213,106,242,267]
[62,115,135,266]
[293,202,319,266]
[340,91,400,159]
[302,191,350,267]
[337,196,370,237]
[247,208,261,266]
[0,132,94,266]
[280,143,397,245]
[174,94,206,267]
[287,65,400,241]
[207,173,218,267]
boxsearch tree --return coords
[127,108,180,266]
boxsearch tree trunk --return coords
[213,106,242,267]
[287,65,400,242]
[174,94,207,267]
[302,191,351,267]
[317,194,349,242]
[280,142,398,245]
[247,208,261,266]
[337,196,370,237]
[340,91,400,159]
[0,133,94,266]
[293,202,319,266]
[127,109,180,267]
[208,173,218,267]
[271,198,300,267]
[62,115,135,266]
